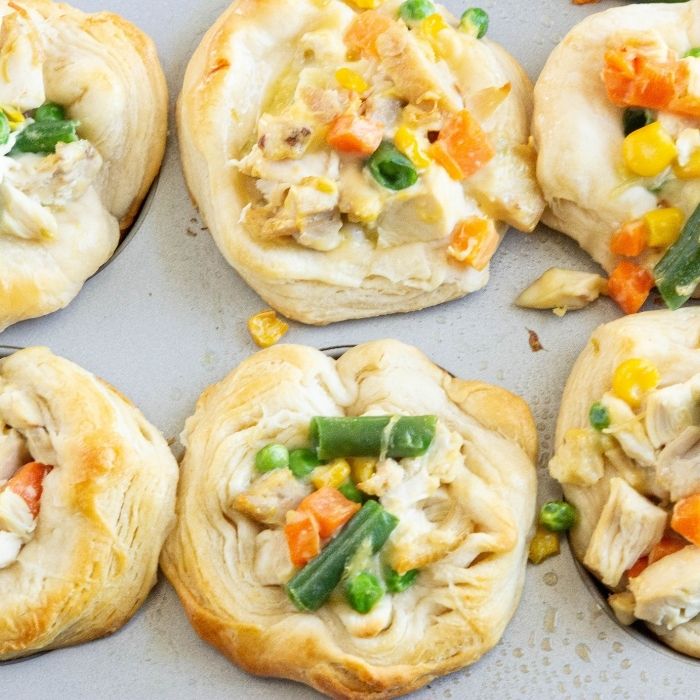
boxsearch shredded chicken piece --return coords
[601,393,656,468]
[655,427,700,502]
[583,477,666,588]
[549,428,605,487]
[644,377,700,449]
[253,528,295,585]
[232,468,311,526]
[516,268,607,311]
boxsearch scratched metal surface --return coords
[1,1,696,698]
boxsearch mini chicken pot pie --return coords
[549,309,700,658]
[0,347,178,660]
[0,0,167,333]
[179,0,544,325]
[162,340,537,697]
[534,0,700,315]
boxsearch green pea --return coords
[384,566,419,593]
[288,448,321,479]
[399,0,435,23]
[338,480,364,503]
[345,571,384,613]
[460,8,489,39]
[13,120,78,154]
[367,142,418,191]
[685,48,700,58]
[0,111,9,146]
[255,443,289,473]
[539,501,577,533]
[589,402,611,431]
[622,107,654,137]
[34,102,66,122]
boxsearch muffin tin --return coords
[1,0,697,697]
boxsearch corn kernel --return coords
[394,126,431,169]
[623,122,677,177]
[310,458,351,489]
[528,526,560,565]
[644,207,684,248]
[421,13,448,39]
[673,148,700,179]
[335,67,368,93]
[247,310,289,348]
[1,105,24,130]
[612,358,660,408]
[349,457,376,485]
[354,0,382,7]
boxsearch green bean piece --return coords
[384,566,419,593]
[0,112,9,146]
[345,572,384,613]
[588,402,611,431]
[310,415,437,460]
[654,203,700,310]
[13,120,78,154]
[254,443,289,473]
[685,48,700,58]
[539,501,577,533]
[367,142,418,191]
[338,480,364,503]
[622,107,654,137]
[399,0,435,23]
[288,448,320,478]
[286,500,398,612]
[460,8,489,39]
[34,102,66,122]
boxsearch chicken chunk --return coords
[516,268,607,311]
[548,428,605,487]
[467,145,546,232]
[0,427,29,483]
[601,393,656,468]
[629,545,700,630]
[338,159,384,224]
[583,477,667,588]
[0,530,21,570]
[377,165,469,246]
[253,528,295,586]
[644,377,700,449]
[234,147,340,186]
[232,468,311,526]
[256,112,315,161]
[375,24,462,112]
[0,181,57,241]
[655,427,700,502]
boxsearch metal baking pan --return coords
[2,0,697,697]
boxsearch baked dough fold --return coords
[0,0,167,332]
[178,0,543,324]
[0,346,178,660]
[550,309,700,658]
[162,339,537,698]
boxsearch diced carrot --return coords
[671,493,700,547]
[648,535,686,565]
[344,10,393,59]
[668,61,700,118]
[610,220,648,257]
[4,462,52,518]
[626,556,648,579]
[284,510,321,567]
[603,50,675,111]
[298,486,360,539]
[447,217,499,271]
[326,114,383,156]
[429,110,494,180]
[607,260,654,314]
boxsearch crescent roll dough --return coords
[178,0,544,325]
[0,0,167,332]
[0,347,178,660]
[534,0,700,275]
[549,309,700,658]
[162,340,537,698]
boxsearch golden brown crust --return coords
[0,347,178,660]
[162,340,537,697]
